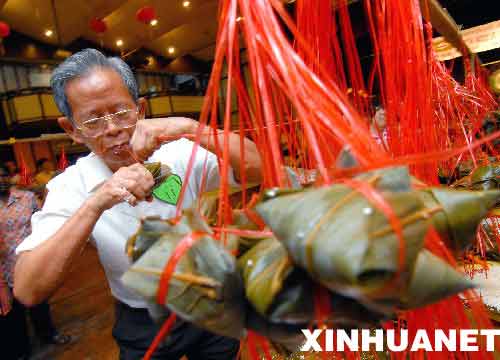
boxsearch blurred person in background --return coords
[33,158,58,204]
[5,160,21,186]
[34,158,56,187]
[0,165,70,360]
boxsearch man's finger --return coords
[122,191,137,207]
[127,181,149,200]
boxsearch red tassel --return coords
[18,154,32,186]
[58,146,69,171]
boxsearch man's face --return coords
[63,68,144,171]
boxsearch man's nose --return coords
[102,117,122,135]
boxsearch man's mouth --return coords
[108,143,130,155]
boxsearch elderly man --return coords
[14,49,262,359]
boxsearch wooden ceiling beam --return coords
[420,0,481,64]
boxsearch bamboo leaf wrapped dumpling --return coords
[255,169,476,312]
[450,163,500,256]
[238,236,389,326]
[255,186,429,310]
[404,249,472,308]
[126,217,172,262]
[121,210,246,339]
[451,163,500,191]
[144,162,173,189]
[417,188,500,252]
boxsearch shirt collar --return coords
[80,153,114,193]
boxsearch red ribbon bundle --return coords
[144,0,499,358]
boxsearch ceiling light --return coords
[236,16,243,22]
[44,29,53,37]
[182,1,191,8]
[150,19,158,26]
[116,39,124,47]
[168,46,176,54]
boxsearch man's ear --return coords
[58,117,85,144]
[138,97,147,119]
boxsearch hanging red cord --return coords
[142,231,206,359]
[139,0,500,358]
[142,313,177,360]
[57,146,69,171]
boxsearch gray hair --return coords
[50,48,139,120]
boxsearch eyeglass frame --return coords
[74,107,143,138]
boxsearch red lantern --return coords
[0,21,10,38]
[136,6,156,25]
[89,18,107,34]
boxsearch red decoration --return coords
[58,146,69,171]
[136,6,156,24]
[0,21,10,38]
[18,154,32,186]
[89,18,107,34]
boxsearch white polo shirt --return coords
[17,138,235,308]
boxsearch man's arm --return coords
[131,117,263,184]
[198,128,262,184]
[14,163,155,306]
[14,200,102,306]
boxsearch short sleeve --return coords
[16,177,85,254]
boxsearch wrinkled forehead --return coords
[66,68,135,120]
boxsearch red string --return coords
[246,331,258,360]
[153,0,499,357]
[143,231,207,359]
[212,227,273,238]
[246,331,273,360]
[156,231,206,305]
[339,178,406,279]
[313,285,332,360]
[142,313,177,360]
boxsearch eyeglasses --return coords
[76,108,141,137]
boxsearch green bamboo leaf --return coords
[246,309,306,353]
[126,217,173,261]
[419,188,500,252]
[403,249,474,308]
[256,182,429,305]
[239,236,389,325]
[452,164,500,191]
[121,210,246,339]
[144,162,173,189]
[238,238,295,317]
[255,168,477,311]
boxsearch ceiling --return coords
[0,0,219,61]
[0,0,498,65]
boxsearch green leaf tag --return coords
[153,174,182,205]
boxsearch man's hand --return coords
[130,117,198,162]
[13,165,156,307]
[87,163,155,212]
